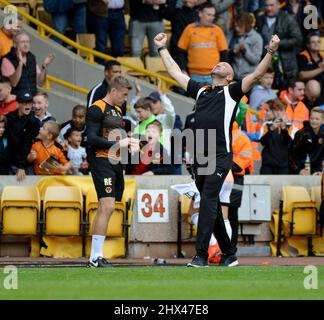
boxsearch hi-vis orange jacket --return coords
[232,122,254,175]
[279,90,309,132]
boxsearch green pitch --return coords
[0,266,323,300]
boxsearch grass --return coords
[0,266,323,300]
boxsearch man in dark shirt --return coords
[6,90,40,181]
[86,76,139,268]
[154,31,280,267]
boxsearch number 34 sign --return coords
[137,190,169,223]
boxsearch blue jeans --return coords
[88,9,126,60]
[129,20,164,57]
[190,74,212,84]
[51,3,87,44]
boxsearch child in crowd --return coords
[127,121,171,175]
[260,98,292,174]
[0,115,10,174]
[27,120,71,175]
[59,105,87,147]
[0,75,17,116]
[32,91,56,125]
[64,128,88,175]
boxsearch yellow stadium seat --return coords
[274,186,318,256]
[43,186,83,235]
[282,186,318,236]
[117,56,147,79]
[76,33,96,63]
[144,56,169,85]
[310,186,321,212]
[86,187,124,237]
[1,186,40,235]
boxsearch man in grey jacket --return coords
[255,0,303,88]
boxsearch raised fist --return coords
[269,34,280,51]
[154,33,167,48]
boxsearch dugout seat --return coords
[144,56,169,85]
[117,56,147,79]
[1,185,40,235]
[86,187,124,237]
[76,33,96,63]
[310,186,321,212]
[43,186,83,235]
[272,186,318,256]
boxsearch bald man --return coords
[303,80,324,112]
[154,32,280,267]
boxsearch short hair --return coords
[287,78,304,89]
[306,31,320,46]
[63,127,82,140]
[236,12,255,33]
[34,91,48,100]
[198,2,215,12]
[45,120,60,139]
[134,98,152,111]
[0,115,7,126]
[72,104,87,115]
[13,31,29,44]
[0,75,11,85]
[268,98,287,111]
[265,66,274,74]
[104,60,121,71]
[146,120,163,132]
[108,76,132,92]
[310,106,324,117]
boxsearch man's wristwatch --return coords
[157,46,167,53]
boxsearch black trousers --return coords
[194,163,236,259]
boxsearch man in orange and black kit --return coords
[86,76,139,268]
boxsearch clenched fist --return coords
[154,33,168,49]
[268,34,280,51]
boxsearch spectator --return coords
[131,79,176,153]
[133,98,156,135]
[248,0,265,12]
[298,32,324,95]
[64,128,88,175]
[0,76,17,116]
[177,2,228,84]
[44,0,87,44]
[249,67,277,111]
[88,0,126,60]
[260,98,293,174]
[163,0,201,66]
[0,14,22,58]
[0,115,10,175]
[6,90,40,181]
[303,79,324,112]
[210,0,244,41]
[27,121,72,175]
[129,0,166,57]
[1,32,55,96]
[289,107,324,175]
[87,61,123,109]
[127,120,171,175]
[280,78,309,134]
[59,105,87,147]
[255,0,303,88]
[229,12,263,80]
[32,91,56,125]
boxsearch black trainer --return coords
[187,255,209,267]
[219,254,239,267]
[88,257,112,268]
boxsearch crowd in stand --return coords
[0,0,323,181]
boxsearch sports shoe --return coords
[208,243,221,259]
[187,255,209,267]
[219,254,239,267]
[88,257,112,268]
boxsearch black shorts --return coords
[89,157,124,201]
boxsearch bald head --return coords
[211,62,234,84]
[305,80,321,102]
